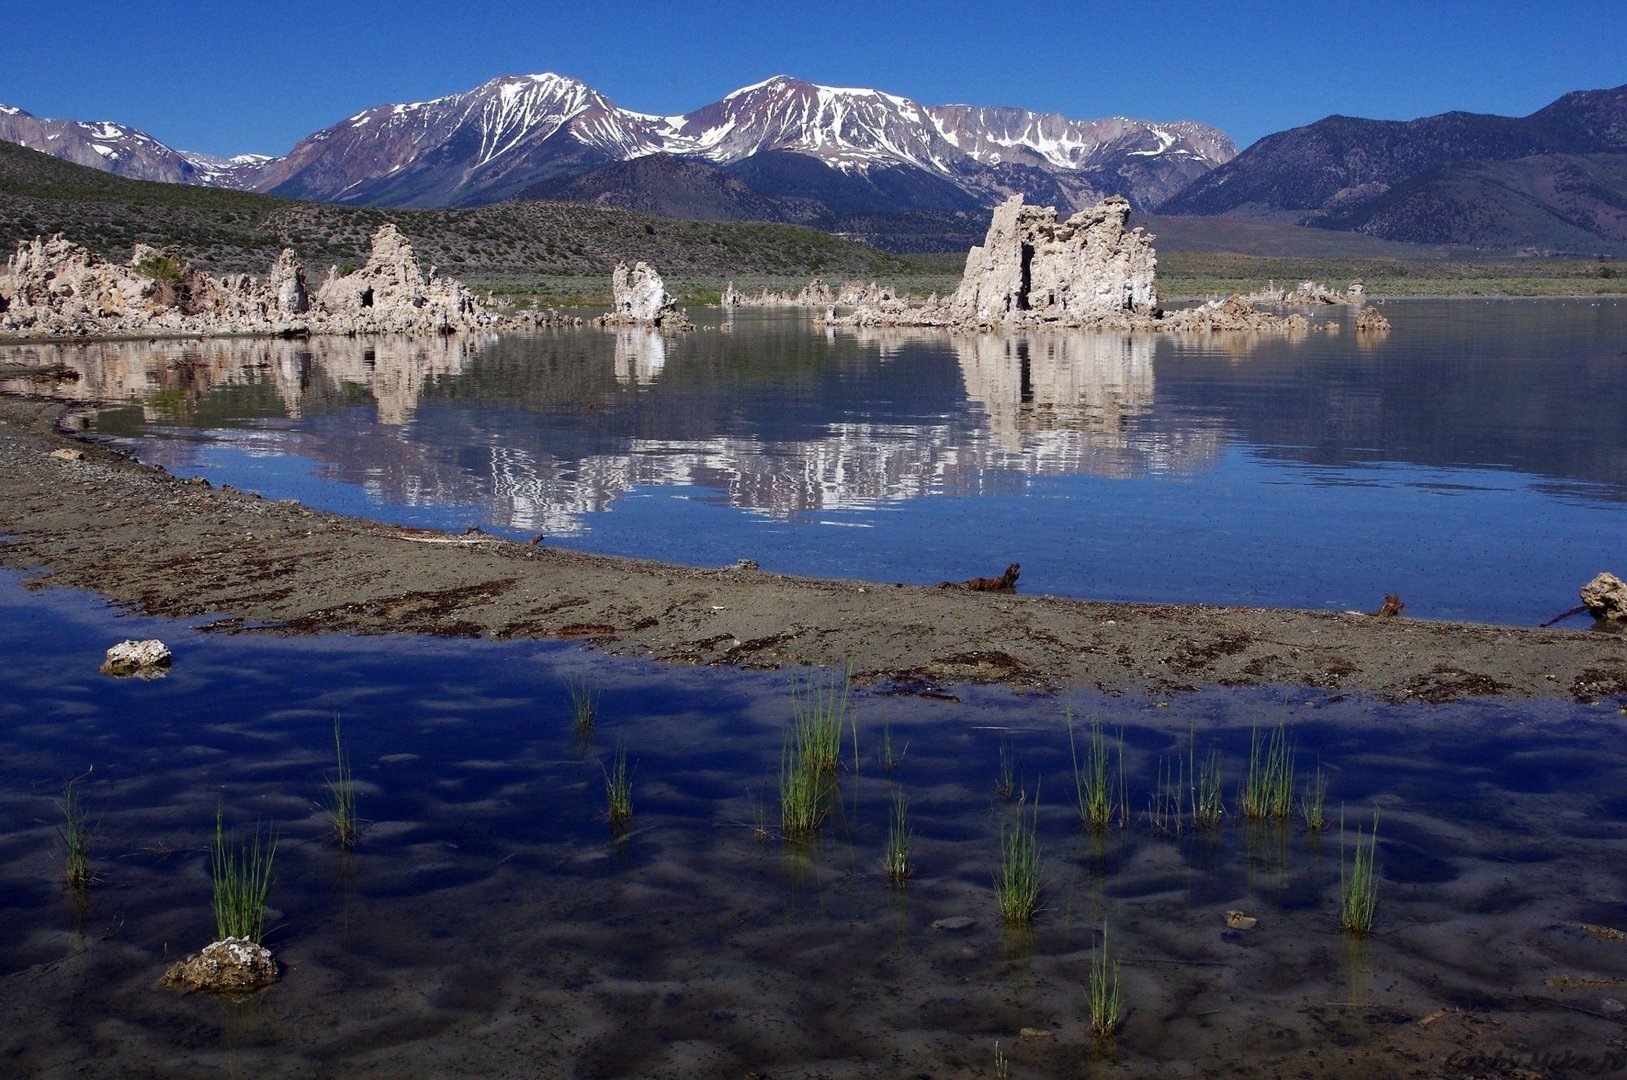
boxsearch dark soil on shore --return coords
[2,393,1623,705]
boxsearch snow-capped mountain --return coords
[0,73,1235,216]
[0,104,267,186]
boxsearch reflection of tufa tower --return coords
[612,328,667,385]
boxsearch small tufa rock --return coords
[100,638,172,676]
[1581,572,1627,622]
[49,447,85,462]
[1370,594,1405,618]
[1224,910,1258,930]
[1355,305,1392,333]
[159,937,278,993]
[930,916,976,932]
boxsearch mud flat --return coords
[1,393,1623,704]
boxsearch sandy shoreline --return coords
[1,392,1623,704]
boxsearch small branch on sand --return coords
[938,563,1020,592]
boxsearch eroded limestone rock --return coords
[596,261,693,331]
[1355,306,1392,333]
[1581,572,1627,621]
[100,639,172,677]
[0,227,497,339]
[159,937,278,994]
[944,195,1159,327]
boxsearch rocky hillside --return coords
[0,139,910,279]
[1159,83,1627,252]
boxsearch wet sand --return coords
[2,393,1624,704]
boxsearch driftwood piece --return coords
[1369,594,1405,618]
[938,563,1020,592]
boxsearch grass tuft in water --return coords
[994,1040,1011,1078]
[1088,923,1123,1040]
[791,667,850,777]
[605,739,633,829]
[1068,712,1126,830]
[326,716,357,849]
[1300,763,1329,833]
[1340,810,1380,935]
[884,789,912,885]
[567,676,599,734]
[995,739,1016,801]
[58,772,93,890]
[1241,722,1295,821]
[779,735,826,841]
[996,789,1042,926]
[211,806,276,944]
[881,723,899,773]
[1190,731,1225,829]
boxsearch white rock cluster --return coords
[596,261,693,331]
[100,638,172,676]
[0,225,499,339]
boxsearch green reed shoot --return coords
[1190,733,1225,829]
[605,739,633,829]
[1340,811,1380,935]
[1300,763,1328,833]
[1240,722,1295,821]
[567,676,599,734]
[995,739,1016,801]
[779,735,826,841]
[58,774,93,889]
[1145,753,1184,836]
[326,717,357,849]
[1068,712,1125,830]
[994,1040,1011,1079]
[1089,923,1123,1040]
[881,724,897,772]
[212,806,276,943]
[885,789,912,885]
[996,790,1042,926]
[791,668,850,777]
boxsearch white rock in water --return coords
[1581,572,1627,621]
[100,638,172,676]
[159,936,278,993]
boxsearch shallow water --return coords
[4,575,1627,1077]
[6,298,1625,625]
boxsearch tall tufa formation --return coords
[596,261,693,331]
[946,195,1158,327]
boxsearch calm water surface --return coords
[6,298,1624,624]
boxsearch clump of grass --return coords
[996,790,1042,926]
[1340,811,1380,935]
[995,739,1016,801]
[1088,923,1123,1040]
[884,789,911,885]
[567,676,599,734]
[605,739,633,829]
[880,723,898,772]
[211,806,276,944]
[791,668,850,777]
[58,772,93,889]
[994,1040,1011,1078]
[326,717,356,849]
[779,736,826,841]
[1300,763,1328,833]
[1240,722,1295,821]
[1068,712,1125,830]
[1190,733,1225,829]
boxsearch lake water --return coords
[5,301,1627,1077]
[6,297,1625,625]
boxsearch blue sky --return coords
[4,1,1622,158]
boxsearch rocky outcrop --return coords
[943,195,1158,327]
[0,227,499,339]
[1355,305,1392,333]
[159,937,278,994]
[827,196,1309,337]
[1581,572,1627,621]
[595,261,694,331]
[722,281,743,307]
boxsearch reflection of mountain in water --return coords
[44,324,1217,535]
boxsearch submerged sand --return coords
[1,394,1623,705]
